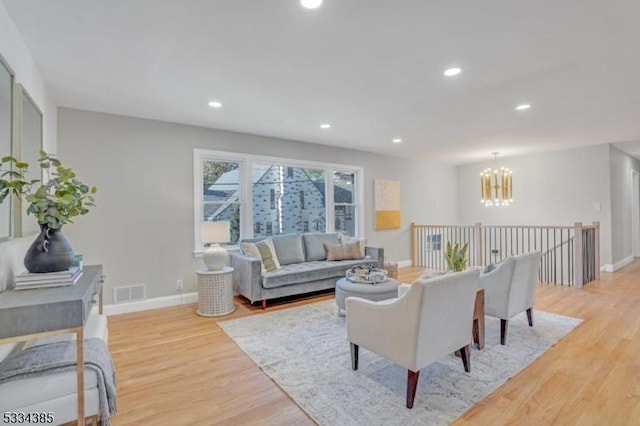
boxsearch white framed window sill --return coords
[192,245,241,258]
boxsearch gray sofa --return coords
[230,232,384,308]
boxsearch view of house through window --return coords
[202,160,241,243]
[252,164,326,237]
[334,171,357,237]
[196,150,362,248]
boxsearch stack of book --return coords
[14,266,83,290]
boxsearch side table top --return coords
[0,265,103,339]
[197,266,234,275]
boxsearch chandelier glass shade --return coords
[480,153,513,207]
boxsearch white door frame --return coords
[632,170,640,257]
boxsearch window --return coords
[427,234,442,251]
[200,158,241,243]
[194,149,363,251]
[333,171,358,236]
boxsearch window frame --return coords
[332,168,361,238]
[193,148,364,253]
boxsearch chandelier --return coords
[480,152,513,207]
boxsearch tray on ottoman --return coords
[345,264,389,284]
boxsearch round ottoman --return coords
[335,277,401,316]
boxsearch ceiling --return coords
[3,0,640,164]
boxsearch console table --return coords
[0,265,104,426]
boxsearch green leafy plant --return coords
[445,241,469,272]
[0,151,96,230]
[26,151,97,229]
[0,156,33,203]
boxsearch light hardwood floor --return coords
[106,262,640,425]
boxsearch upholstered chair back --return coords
[413,268,480,371]
[346,268,479,372]
[507,251,542,318]
[480,251,542,320]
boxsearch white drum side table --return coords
[196,266,236,317]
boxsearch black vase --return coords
[24,225,75,273]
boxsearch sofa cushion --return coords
[272,234,306,265]
[324,241,364,261]
[303,233,339,261]
[262,257,378,288]
[241,238,281,272]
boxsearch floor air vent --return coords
[114,284,146,304]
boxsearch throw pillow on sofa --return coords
[241,238,281,272]
[338,232,367,258]
[324,241,364,261]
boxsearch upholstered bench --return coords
[0,313,109,426]
[335,277,401,316]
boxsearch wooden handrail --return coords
[542,235,574,256]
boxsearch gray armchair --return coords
[346,268,480,408]
[479,251,542,344]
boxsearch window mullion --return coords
[241,159,252,240]
[326,167,335,233]
[356,169,364,237]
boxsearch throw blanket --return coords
[0,338,117,425]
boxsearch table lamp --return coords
[200,221,231,270]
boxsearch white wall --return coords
[609,145,640,266]
[457,144,613,265]
[0,2,57,291]
[58,108,457,303]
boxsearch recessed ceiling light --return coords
[515,104,531,111]
[320,123,331,129]
[392,138,402,144]
[208,101,222,108]
[443,67,462,77]
[301,0,323,9]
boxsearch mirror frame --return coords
[0,54,15,242]
[12,83,43,238]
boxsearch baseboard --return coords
[97,260,415,315]
[97,292,198,316]
[600,255,634,272]
[396,259,412,268]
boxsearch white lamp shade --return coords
[201,221,230,244]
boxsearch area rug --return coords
[219,300,581,426]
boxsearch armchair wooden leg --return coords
[350,343,359,370]
[406,370,420,409]
[261,299,266,310]
[459,344,471,372]
[473,315,485,350]
[526,308,533,326]
[500,319,508,345]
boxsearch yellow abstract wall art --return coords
[374,179,401,230]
